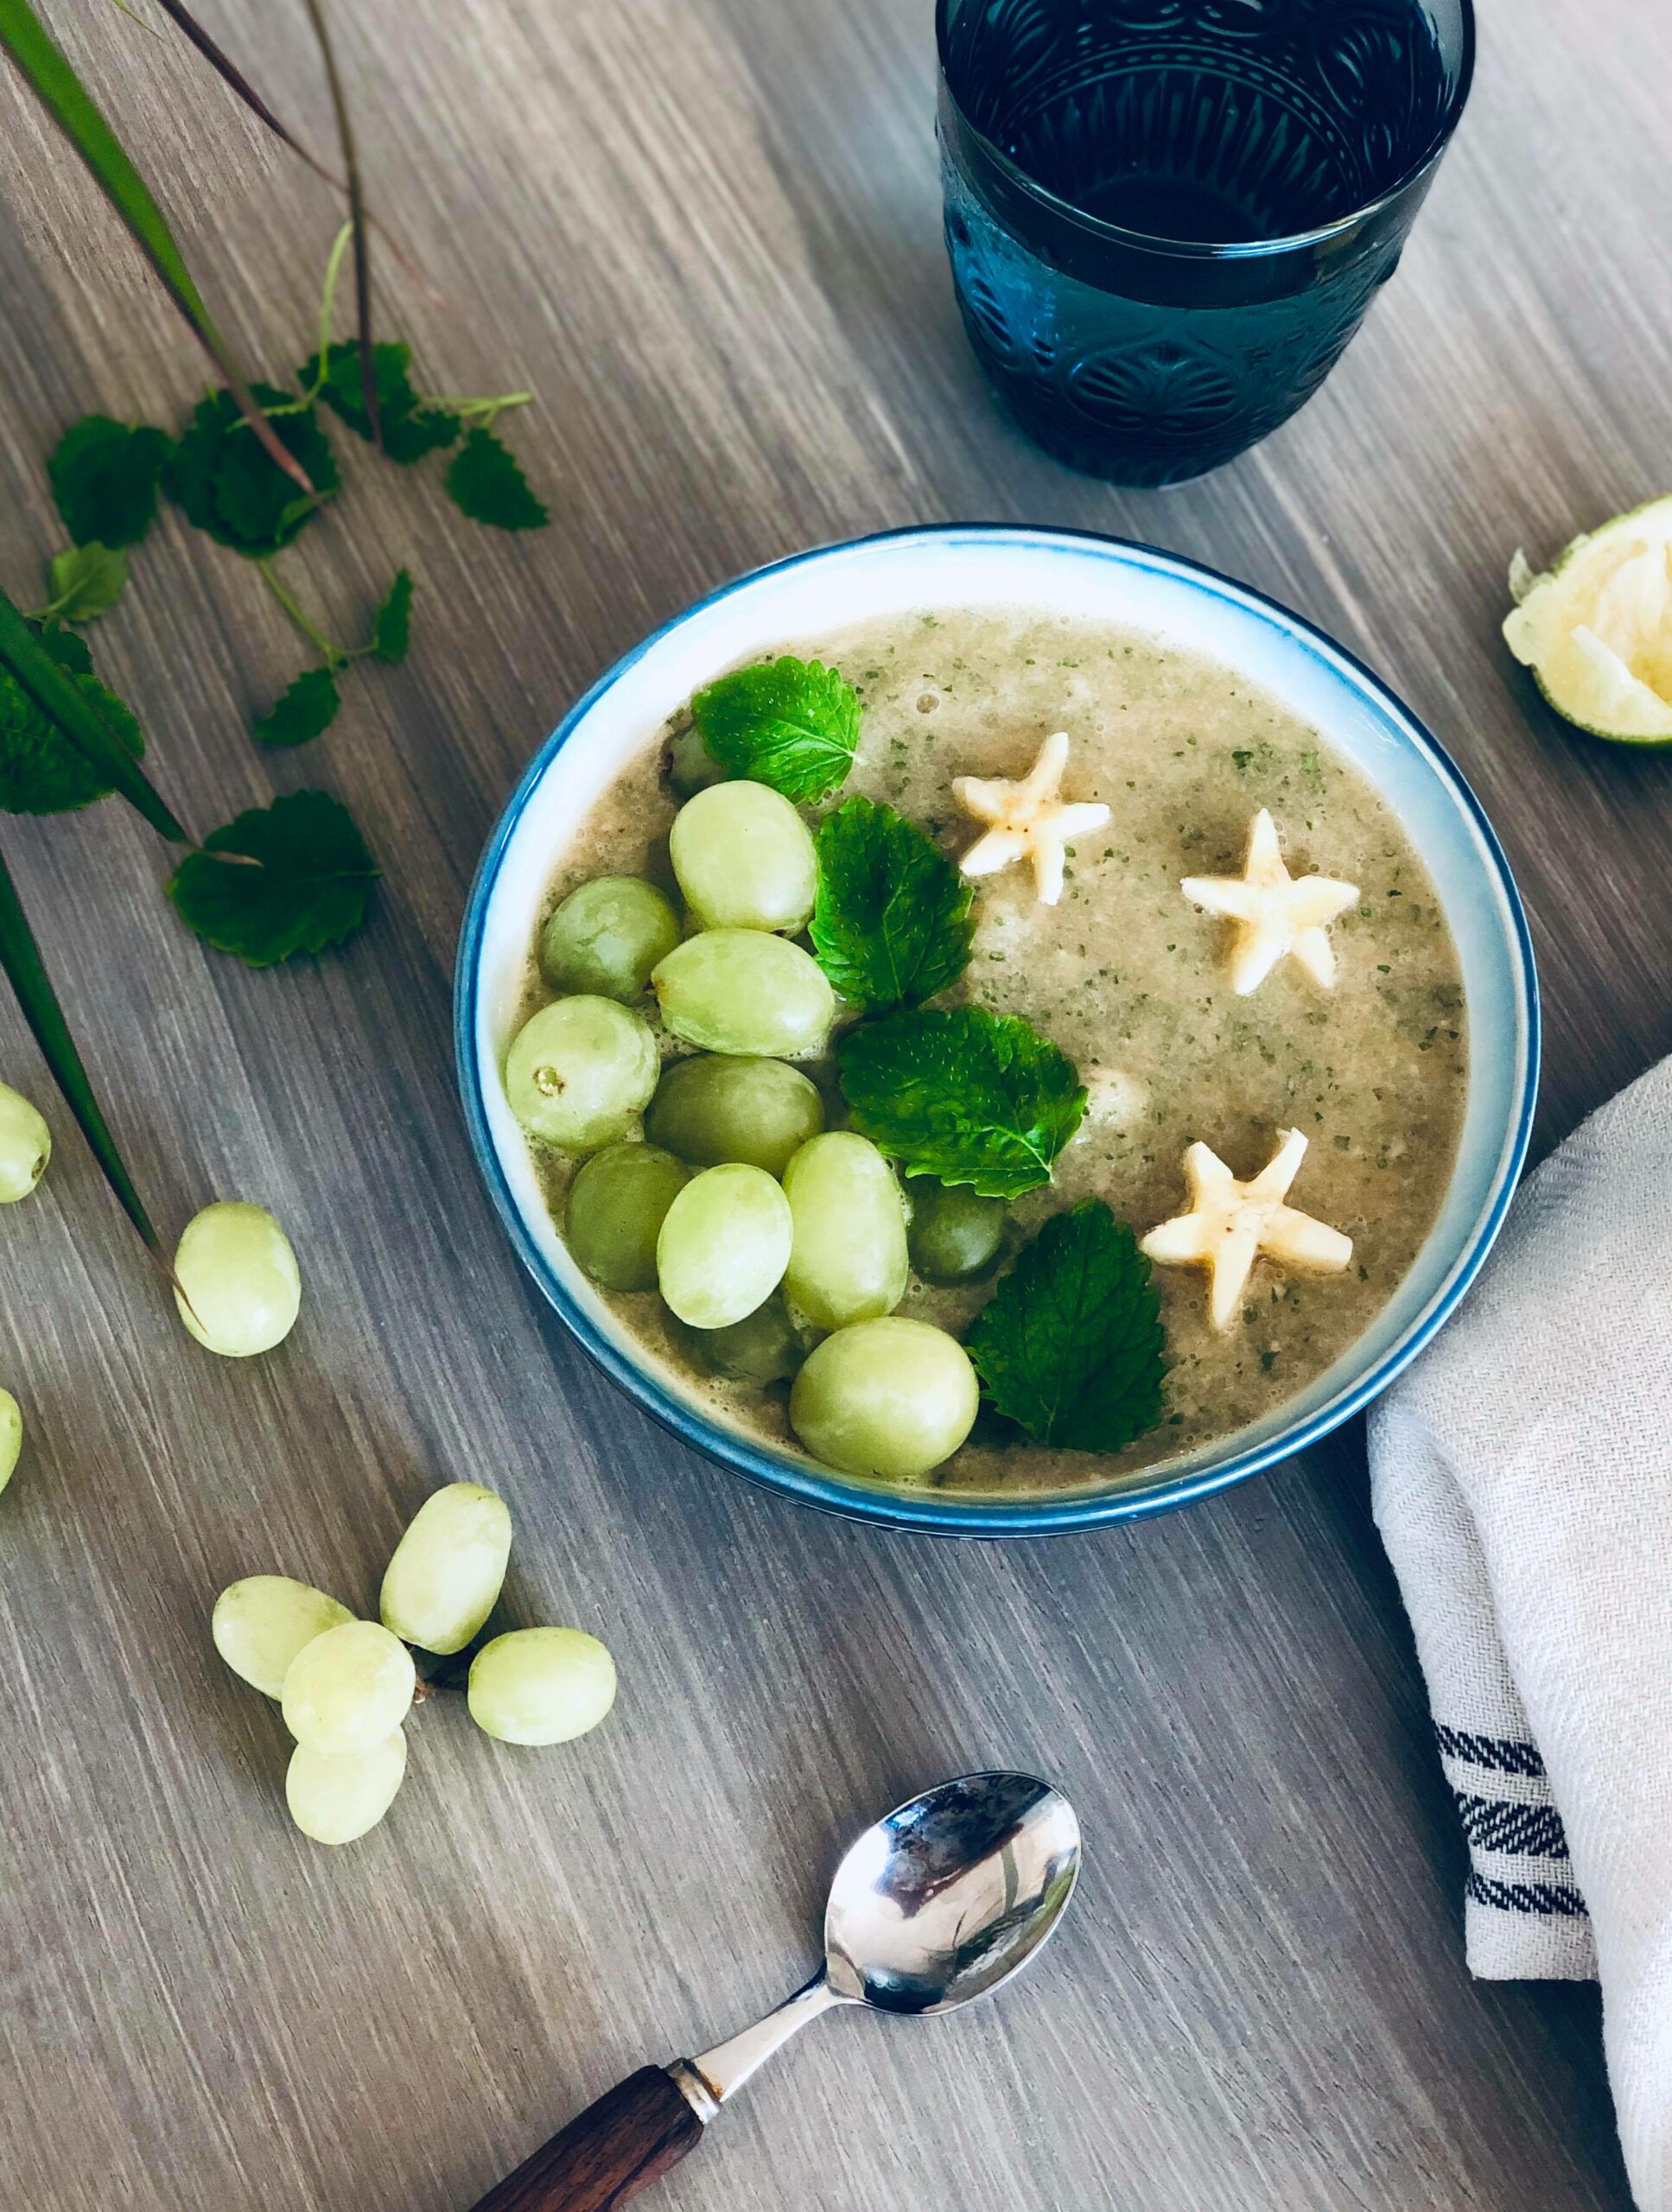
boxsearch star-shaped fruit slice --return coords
[1140,1128,1353,1330]
[1181,809,1358,995]
[953,731,1111,906]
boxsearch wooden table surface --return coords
[1,0,1668,2205]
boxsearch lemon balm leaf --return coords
[48,416,171,547]
[836,1005,1085,1198]
[371,568,412,664]
[41,543,129,626]
[444,425,547,531]
[167,790,377,964]
[0,614,150,817]
[166,385,338,557]
[301,342,459,462]
[811,796,973,1013]
[691,656,860,804]
[252,665,340,747]
[965,1200,1167,1452]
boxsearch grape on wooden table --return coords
[286,1731,409,1846]
[174,1201,302,1357]
[0,1389,22,1495]
[0,1081,49,1203]
[280,1619,416,1757]
[213,1576,353,1698]
[379,1483,512,1656]
[468,1627,617,1746]
[790,1317,979,1480]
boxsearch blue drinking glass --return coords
[938,0,1475,487]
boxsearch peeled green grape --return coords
[281,1619,416,1757]
[0,1389,21,1497]
[539,876,681,1002]
[666,723,724,798]
[906,1176,1009,1285]
[670,780,817,933]
[564,1141,690,1291]
[380,1484,512,1656]
[672,1287,810,1385]
[657,1162,791,1329]
[783,1132,908,1332]
[652,931,835,1058]
[213,1575,353,1699]
[790,1317,979,1481]
[286,1730,407,1846]
[468,1627,616,1746]
[645,1054,824,1177]
[0,1082,49,1203]
[505,995,659,1152]
[175,1201,302,1358]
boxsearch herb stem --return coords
[424,391,532,423]
[256,558,344,668]
[265,222,353,417]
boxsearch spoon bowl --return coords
[825,1771,1082,2013]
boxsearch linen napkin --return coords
[1368,1056,1672,2212]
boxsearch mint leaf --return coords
[371,568,413,664]
[301,342,460,463]
[836,1006,1085,1198]
[44,543,129,625]
[167,791,377,965]
[166,385,339,557]
[48,416,171,548]
[253,666,340,746]
[811,796,972,1012]
[445,426,548,531]
[691,657,859,804]
[965,1200,1167,1452]
[0,626,143,814]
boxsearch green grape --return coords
[783,1132,909,1332]
[564,1141,690,1291]
[468,1626,617,1746]
[0,1082,49,1203]
[281,1619,416,1757]
[505,995,659,1152]
[174,1201,302,1358]
[286,1730,407,1847]
[789,1317,979,1481]
[652,931,835,1058]
[213,1575,353,1699]
[906,1176,1009,1285]
[656,1161,791,1329]
[669,780,817,933]
[539,876,681,1001]
[379,1483,512,1656]
[645,1054,824,1177]
[666,723,724,798]
[672,1287,810,1385]
[0,1388,21,1497]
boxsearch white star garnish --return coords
[1181,809,1358,995]
[953,732,1111,906]
[1140,1128,1353,1331]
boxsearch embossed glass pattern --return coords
[938,0,1474,486]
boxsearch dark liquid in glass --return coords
[938,0,1470,485]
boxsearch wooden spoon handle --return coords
[467,2066,705,2212]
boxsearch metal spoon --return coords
[467,1770,1082,2212]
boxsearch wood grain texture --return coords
[0,0,1664,2208]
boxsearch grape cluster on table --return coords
[214,1482,616,1846]
[503,776,1010,1484]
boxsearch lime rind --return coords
[1504,495,1672,746]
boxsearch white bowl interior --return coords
[464,529,1534,1514]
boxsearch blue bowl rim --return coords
[455,523,1540,1540]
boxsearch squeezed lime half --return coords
[1504,495,1672,745]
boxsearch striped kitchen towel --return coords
[1369,1056,1672,2209]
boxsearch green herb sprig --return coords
[811,795,972,1014]
[690,656,861,803]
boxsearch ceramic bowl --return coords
[456,526,1538,1535]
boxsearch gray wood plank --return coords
[0,0,1664,2205]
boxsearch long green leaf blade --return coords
[0,0,314,494]
[0,836,164,1256]
[0,588,188,842]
